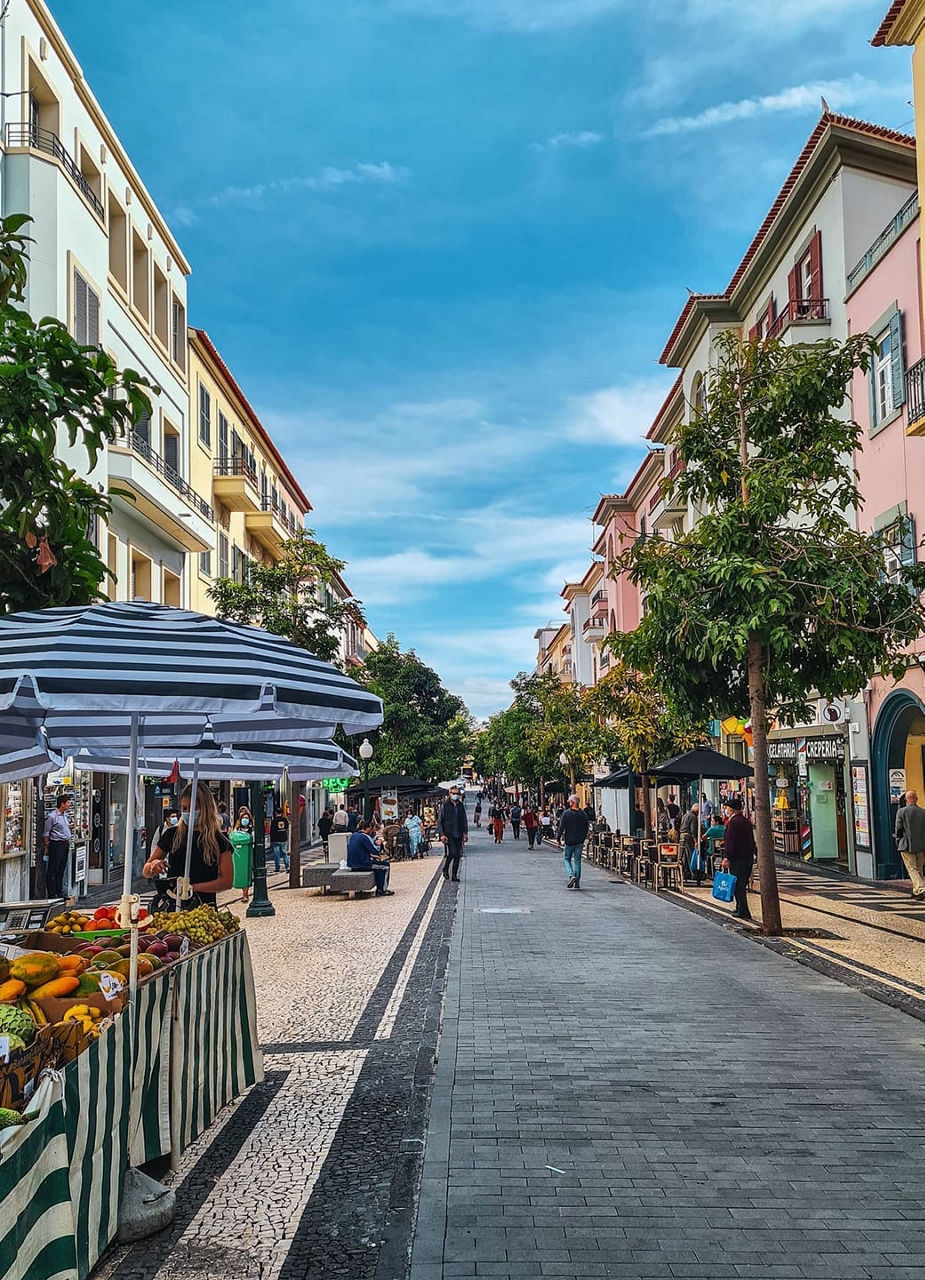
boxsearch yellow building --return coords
[873,3,925,299]
[187,329,313,614]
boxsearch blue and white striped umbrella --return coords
[73,740,360,781]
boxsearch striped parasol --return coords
[73,740,360,781]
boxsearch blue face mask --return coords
[168,816,179,826]
[183,809,197,826]
[241,817,250,827]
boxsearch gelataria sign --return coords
[767,739,798,762]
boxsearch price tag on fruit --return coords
[180,937,190,957]
[98,973,122,1001]
[0,1036,9,1063]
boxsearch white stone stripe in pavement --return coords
[375,869,444,1040]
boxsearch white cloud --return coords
[564,377,675,446]
[647,76,895,137]
[531,131,605,153]
[203,162,409,211]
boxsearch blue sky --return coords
[56,0,911,717]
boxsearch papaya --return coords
[57,955,88,976]
[75,974,101,996]
[0,979,27,1003]
[28,975,80,999]
[9,953,59,989]
[0,957,9,984]
[90,950,121,968]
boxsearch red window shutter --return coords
[809,230,823,300]
[748,322,760,341]
[788,265,800,304]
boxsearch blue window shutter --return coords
[890,310,905,409]
[900,514,916,567]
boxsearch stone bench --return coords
[301,862,341,892]
[329,869,377,897]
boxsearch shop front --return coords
[1,779,32,903]
[870,685,925,880]
[767,730,852,871]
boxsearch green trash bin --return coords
[229,828,254,891]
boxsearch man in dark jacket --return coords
[895,790,925,897]
[438,786,469,882]
[557,794,590,890]
[509,801,522,840]
[721,796,755,920]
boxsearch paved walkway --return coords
[412,822,925,1280]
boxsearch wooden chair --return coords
[619,837,637,877]
[635,840,656,885]
[652,843,684,893]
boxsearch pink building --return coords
[847,188,925,874]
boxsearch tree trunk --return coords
[288,781,302,890]
[746,635,782,936]
[640,753,653,840]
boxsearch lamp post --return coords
[246,781,275,918]
[560,751,576,793]
[360,738,373,822]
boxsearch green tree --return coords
[359,636,474,783]
[208,528,364,667]
[0,214,152,612]
[612,331,925,934]
[585,662,706,836]
[508,670,598,792]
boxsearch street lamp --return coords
[560,751,575,793]
[360,738,373,822]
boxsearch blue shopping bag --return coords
[711,870,737,903]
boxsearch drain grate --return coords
[478,907,531,914]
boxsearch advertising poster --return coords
[381,789,399,823]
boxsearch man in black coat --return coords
[721,796,755,920]
[438,786,469,882]
[557,794,590,890]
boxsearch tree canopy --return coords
[611,330,925,932]
[358,636,474,783]
[0,214,152,613]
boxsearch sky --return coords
[54,0,912,718]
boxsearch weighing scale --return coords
[0,897,66,932]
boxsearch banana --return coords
[27,999,48,1026]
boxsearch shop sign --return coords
[324,778,350,794]
[381,789,399,822]
[889,768,906,802]
[767,739,798,762]
[850,761,871,853]
[804,736,844,763]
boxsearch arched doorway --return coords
[872,689,925,878]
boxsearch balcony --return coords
[847,192,919,295]
[768,297,831,341]
[109,431,214,552]
[4,124,104,221]
[245,496,293,555]
[906,358,925,437]
[583,613,607,641]
[649,456,687,529]
[213,456,260,512]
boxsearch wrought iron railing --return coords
[214,455,257,486]
[124,431,213,523]
[847,191,919,294]
[768,298,830,338]
[5,124,104,220]
[906,357,925,428]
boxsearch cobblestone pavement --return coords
[412,829,925,1280]
[96,848,456,1280]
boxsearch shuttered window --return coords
[218,532,229,579]
[880,514,917,586]
[171,297,186,370]
[218,412,229,461]
[198,383,211,446]
[73,268,100,346]
[869,308,906,432]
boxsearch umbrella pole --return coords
[120,713,140,1003]
[178,756,201,913]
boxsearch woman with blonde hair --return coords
[143,782,233,907]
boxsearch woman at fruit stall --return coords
[142,783,233,908]
[230,806,255,904]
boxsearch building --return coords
[561,562,604,689]
[186,328,312,614]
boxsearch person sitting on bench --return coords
[347,819,394,896]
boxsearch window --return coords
[198,383,211,447]
[153,264,169,348]
[27,63,59,138]
[134,405,151,446]
[78,143,102,203]
[692,373,707,413]
[870,311,905,430]
[132,230,149,320]
[218,532,229,579]
[788,230,825,321]
[880,514,917,585]
[130,551,152,601]
[218,412,229,460]
[73,268,100,346]
[232,545,248,584]
[108,195,128,291]
[199,550,212,577]
[163,570,181,609]
[749,297,776,342]
[171,296,186,371]
[107,533,118,602]
[163,423,180,477]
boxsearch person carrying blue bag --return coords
[719,796,756,921]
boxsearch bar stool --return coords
[652,842,683,892]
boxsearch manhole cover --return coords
[478,908,531,914]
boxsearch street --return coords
[90,810,925,1280]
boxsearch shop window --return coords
[132,230,150,321]
[870,310,905,431]
[108,195,128,291]
[153,264,169,349]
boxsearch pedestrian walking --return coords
[346,804,360,833]
[510,800,522,840]
[895,790,925,897]
[318,808,334,855]
[347,818,393,895]
[43,793,72,898]
[217,800,231,833]
[656,798,671,841]
[404,810,424,858]
[721,796,755,920]
[557,794,590,890]
[679,803,700,880]
[700,792,714,821]
[438,785,468,881]
[665,795,681,829]
[539,808,553,843]
[523,803,539,849]
[143,783,233,908]
[332,806,349,831]
[474,799,482,827]
[230,805,255,902]
[270,807,290,872]
[490,801,506,843]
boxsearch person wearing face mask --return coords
[437,787,468,882]
[149,809,180,856]
[143,783,233,907]
[230,806,255,903]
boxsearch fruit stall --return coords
[0,906,263,1280]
